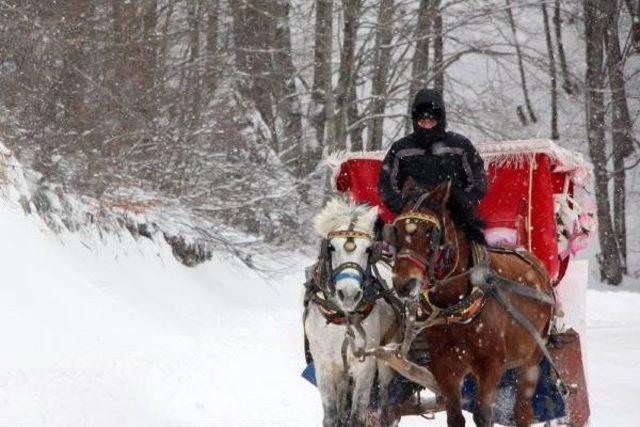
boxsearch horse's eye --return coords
[328,244,335,252]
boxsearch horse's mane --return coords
[314,198,379,237]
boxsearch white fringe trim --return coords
[325,139,593,187]
[476,139,592,185]
[324,150,386,190]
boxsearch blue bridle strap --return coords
[333,270,363,284]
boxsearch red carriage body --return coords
[332,139,592,283]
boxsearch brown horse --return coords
[386,181,555,427]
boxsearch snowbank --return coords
[0,173,328,425]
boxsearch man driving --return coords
[378,88,487,243]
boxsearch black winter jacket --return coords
[378,89,487,217]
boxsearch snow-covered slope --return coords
[0,180,320,425]
[0,145,319,425]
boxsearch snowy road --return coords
[0,198,639,426]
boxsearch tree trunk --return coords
[584,0,623,285]
[60,0,93,132]
[636,0,640,50]
[111,0,143,155]
[605,1,635,158]
[348,83,364,151]
[432,1,444,92]
[553,0,574,94]
[186,1,202,131]
[605,0,634,273]
[273,0,304,172]
[160,1,176,75]
[141,0,158,119]
[310,0,334,158]
[335,0,361,151]
[37,1,95,183]
[505,0,537,124]
[623,0,640,51]
[612,128,627,274]
[204,0,220,95]
[406,0,434,133]
[541,3,559,140]
[230,0,278,152]
[369,0,395,151]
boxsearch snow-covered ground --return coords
[0,191,638,426]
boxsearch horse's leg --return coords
[514,362,540,427]
[315,363,340,427]
[432,360,466,427]
[377,303,400,426]
[472,363,503,427]
[349,360,376,427]
[377,360,398,426]
[336,372,352,426]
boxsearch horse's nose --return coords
[336,284,363,308]
[397,278,420,297]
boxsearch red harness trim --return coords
[396,248,450,286]
[443,292,486,325]
[396,252,428,274]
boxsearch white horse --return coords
[304,199,397,427]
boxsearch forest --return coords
[0,0,638,285]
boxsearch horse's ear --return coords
[429,181,452,209]
[360,206,379,232]
[401,177,417,198]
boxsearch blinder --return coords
[368,241,383,263]
[319,238,332,259]
[318,238,335,292]
[382,223,397,246]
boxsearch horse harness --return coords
[389,202,569,396]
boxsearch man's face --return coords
[417,118,438,129]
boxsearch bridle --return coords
[315,227,384,317]
[388,190,485,358]
[389,208,460,294]
[316,229,391,375]
[323,231,370,288]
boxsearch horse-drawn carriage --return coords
[304,139,594,426]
